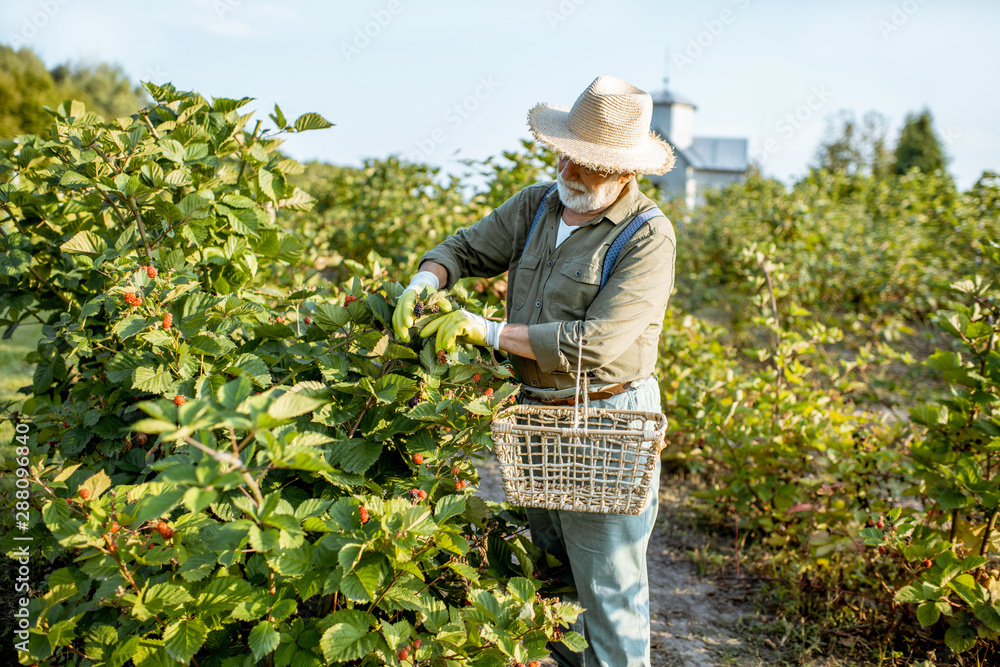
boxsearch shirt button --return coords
[547,260,553,267]
[535,301,541,308]
[531,381,538,386]
[575,271,581,277]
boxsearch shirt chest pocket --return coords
[510,251,542,311]
[550,259,602,318]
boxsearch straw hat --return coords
[527,75,675,175]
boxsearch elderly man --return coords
[392,75,676,667]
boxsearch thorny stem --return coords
[759,259,783,430]
[125,195,153,263]
[183,435,264,507]
[140,108,161,140]
[949,508,960,545]
[981,509,998,557]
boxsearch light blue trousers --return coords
[524,375,661,667]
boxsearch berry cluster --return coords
[409,488,428,503]
[455,480,468,490]
[344,295,357,306]
[436,350,447,364]
[124,292,142,307]
[359,504,370,524]
[275,315,286,324]
[156,520,174,539]
[140,265,158,279]
[162,313,173,329]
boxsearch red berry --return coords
[437,350,446,363]
[483,388,494,396]
[529,662,540,667]
[472,373,481,382]
[275,315,286,323]
[359,504,369,524]
[173,395,186,406]
[344,295,357,305]
[146,266,158,279]
[413,454,424,465]
[878,546,887,555]
[63,421,69,428]
[79,488,91,499]
[453,466,460,475]
[418,490,427,500]
[162,313,173,329]
[110,521,120,533]
[397,648,408,660]
[922,559,933,569]
[156,521,174,539]
[304,316,312,324]
[876,520,884,529]
[413,638,422,650]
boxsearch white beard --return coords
[556,172,622,214]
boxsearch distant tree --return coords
[0,45,59,137]
[813,109,892,178]
[50,62,148,119]
[893,109,948,176]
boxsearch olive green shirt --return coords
[421,177,676,393]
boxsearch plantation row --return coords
[0,82,997,664]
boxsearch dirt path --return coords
[475,454,764,667]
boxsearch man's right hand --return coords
[393,284,452,342]
[392,287,422,342]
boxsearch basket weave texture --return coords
[490,405,667,515]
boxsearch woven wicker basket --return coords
[490,402,668,515]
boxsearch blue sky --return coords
[3,0,998,190]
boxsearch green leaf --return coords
[319,609,377,662]
[945,623,978,653]
[434,494,466,523]
[268,391,328,421]
[916,600,941,627]
[339,557,388,602]
[560,631,589,652]
[249,622,280,661]
[134,366,173,393]
[293,112,334,132]
[61,230,107,255]
[163,618,208,664]
[338,439,383,474]
[894,585,923,603]
[507,576,536,604]
[133,486,185,524]
[938,490,967,511]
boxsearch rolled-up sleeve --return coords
[528,222,675,374]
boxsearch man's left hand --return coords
[420,310,491,351]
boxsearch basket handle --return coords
[572,333,590,431]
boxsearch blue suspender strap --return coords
[522,184,558,253]
[599,207,665,291]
